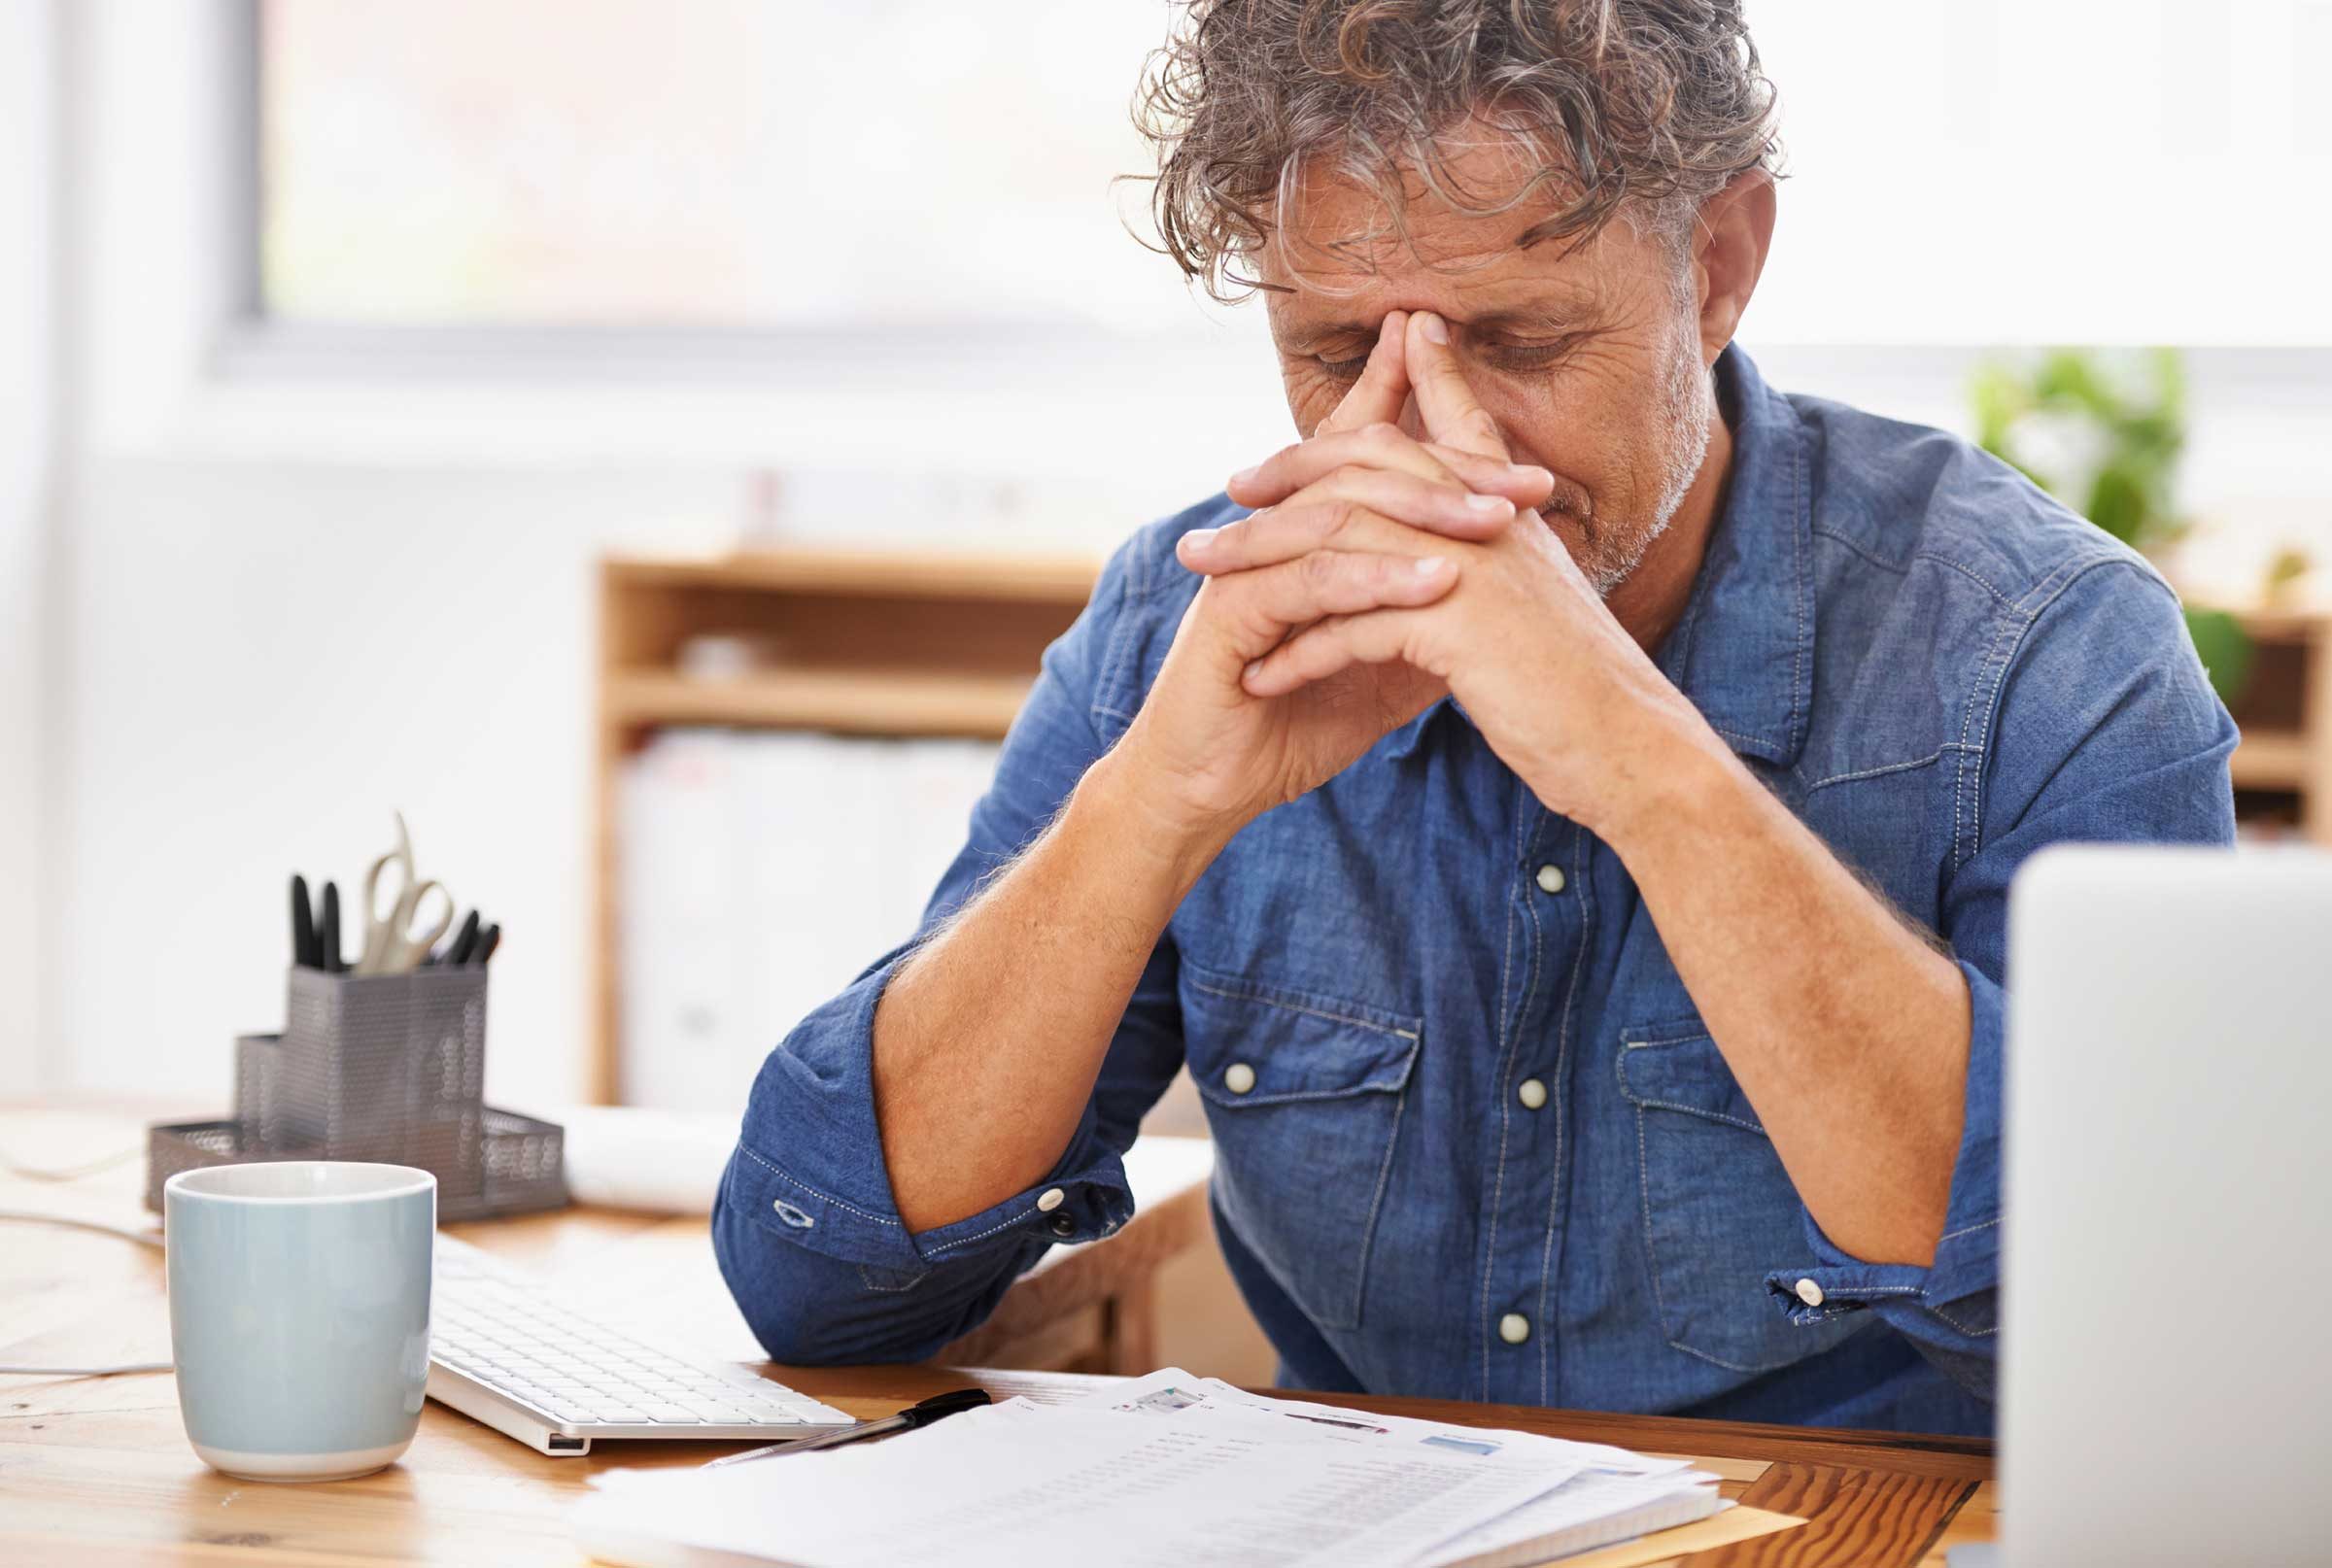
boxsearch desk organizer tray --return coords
[147,966,567,1222]
[145,1108,567,1221]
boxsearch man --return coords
[712,1,2234,1435]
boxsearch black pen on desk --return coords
[702,1388,991,1469]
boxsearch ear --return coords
[1689,169,1776,366]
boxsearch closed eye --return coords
[1313,354,1370,381]
[1482,338,1581,373]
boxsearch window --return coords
[1746,0,2332,344]
[249,1,2332,348]
[256,0,1207,337]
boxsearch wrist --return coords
[1074,740,1245,900]
[1564,702,1746,855]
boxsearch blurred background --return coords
[4,0,2330,1123]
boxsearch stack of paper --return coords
[574,1370,1727,1568]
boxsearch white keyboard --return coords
[427,1233,854,1456]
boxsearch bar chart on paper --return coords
[617,729,1001,1111]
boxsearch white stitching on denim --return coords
[1535,828,1595,1406]
[1706,723,1773,751]
[1788,417,1809,750]
[1478,798,1543,1402]
[1804,752,1945,793]
[1938,1215,2001,1243]
[1926,1295,2001,1338]
[1808,524,1909,577]
[1200,1078,1409,1108]
[1186,976,1421,1040]
[1621,1028,1715,1049]
[1093,521,1183,732]
[1964,554,2112,854]
[924,1210,1043,1258]
[1916,552,2020,609]
[1953,603,2026,867]
[1665,1338,1791,1375]
[1343,1080,1411,1329]
[1628,1098,1767,1137]
[1633,1108,1668,1351]
[736,1144,900,1227]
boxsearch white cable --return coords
[0,1143,143,1181]
[0,1210,173,1377]
[0,1209,163,1247]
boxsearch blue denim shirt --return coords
[712,348,2236,1435]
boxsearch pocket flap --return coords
[1182,963,1422,1108]
[1616,1024,1766,1134]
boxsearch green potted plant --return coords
[1971,348,2252,704]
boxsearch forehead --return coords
[1258,128,1656,336]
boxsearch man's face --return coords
[1259,138,1715,594]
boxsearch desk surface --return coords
[0,1104,1994,1566]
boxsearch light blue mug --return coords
[164,1161,435,1482]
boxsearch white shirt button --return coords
[1036,1187,1066,1212]
[1794,1278,1826,1308]
[1533,865,1566,895]
[1498,1312,1530,1345]
[1224,1062,1257,1095]
[1517,1078,1548,1110]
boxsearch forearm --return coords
[872,747,1225,1232]
[1595,727,1971,1267]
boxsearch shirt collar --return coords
[1382,344,1814,769]
[1657,344,1816,768]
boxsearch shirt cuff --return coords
[1764,957,2004,1346]
[726,949,1138,1278]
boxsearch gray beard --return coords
[1582,313,1715,598]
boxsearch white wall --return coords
[53,461,734,1108]
[0,0,59,1095]
[42,3,2332,1114]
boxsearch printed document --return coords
[573,1369,1722,1568]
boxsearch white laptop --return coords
[1999,846,2332,1565]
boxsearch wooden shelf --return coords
[603,549,1102,603]
[606,668,1037,739]
[2230,730,2310,790]
[592,547,1102,1104]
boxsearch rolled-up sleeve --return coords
[1767,559,2237,1398]
[711,534,1189,1365]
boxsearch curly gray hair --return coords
[1134,0,1782,300]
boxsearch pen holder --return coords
[276,965,489,1202]
[147,965,567,1219]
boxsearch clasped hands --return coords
[1122,309,1708,853]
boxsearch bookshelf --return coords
[592,561,2332,1098]
[2213,603,2332,843]
[593,548,1101,1104]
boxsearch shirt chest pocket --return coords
[1182,962,1422,1333]
[1617,1023,1864,1373]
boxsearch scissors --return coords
[356,811,456,975]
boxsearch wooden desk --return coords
[1,1106,1995,1565]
